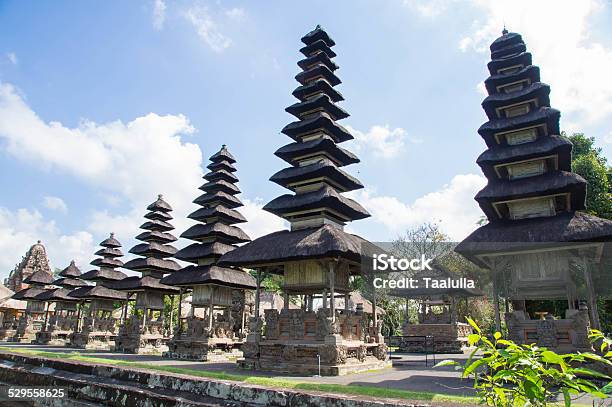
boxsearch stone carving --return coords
[282,345,297,361]
[356,345,367,362]
[374,343,389,361]
[319,344,347,365]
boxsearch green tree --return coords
[566,133,611,220]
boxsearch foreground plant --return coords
[435,318,611,406]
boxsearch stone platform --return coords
[399,323,472,354]
[164,337,244,361]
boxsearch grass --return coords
[0,346,478,404]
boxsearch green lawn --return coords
[0,346,478,405]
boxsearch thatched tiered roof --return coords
[117,195,179,294]
[457,29,612,261]
[68,233,128,301]
[161,145,254,289]
[52,260,89,289]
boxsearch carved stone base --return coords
[163,338,244,361]
[34,330,73,346]
[68,331,115,350]
[398,337,465,353]
[240,340,391,376]
[0,329,16,341]
[114,333,168,354]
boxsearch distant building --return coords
[5,241,52,292]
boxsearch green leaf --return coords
[600,381,612,394]
[562,387,570,407]
[468,333,480,346]
[541,350,564,364]
[572,367,611,379]
[465,317,480,334]
[434,359,457,368]
[463,358,489,378]
[494,332,501,340]
[523,378,542,401]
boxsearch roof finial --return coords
[158,194,163,199]
[221,144,227,149]
[110,232,115,238]
[70,259,75,264]
[502,23,508,35]
[315,24,321,30]
[37,240,41,244]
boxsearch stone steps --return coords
[0,351,434,406]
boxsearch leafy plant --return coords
[435,318,611,406]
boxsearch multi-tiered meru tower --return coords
[35,260,89,345]
[161,145,256,361]
[457,30,612,352]
[113,195,180,354]
[220,26,390,375]
[69,234,128,350]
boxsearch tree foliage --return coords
[436,319,611,406]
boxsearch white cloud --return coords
[403,0,455,17]
[605,131,612,144]
[240,198,287,240]
[6,52,17,65]
[225,7,246,22]
[43,196,68,214]
[0,207,95,277]
[348,125,419,158]
[349,174,487,240]
[183,6,233,52]
[152,0,167,30]
[455,0,612,125]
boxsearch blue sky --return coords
[0,0,611,277]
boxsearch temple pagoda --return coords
[220,26,391,375]
[35,260,89,345]
[161,145,256,361]
[5,241,52,292]
[113,195,180,354]
[68,233,128,350]
[456,30,612,352]
[9,267,54,342]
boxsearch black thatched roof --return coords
[456,211,612,260]
[199,179,240,195]
[491,42,526,60]
[292,79,344,103]
[274,136,359,167]
[210,145,236,164]
[160,265,256,289]
[23,270,53,285]
[129,242,177,258]
[301,25,335,47]
[80,268,127,282]
[147,194,173,212]
[490,31,523,52]
[100,233,122,248]
[94,247,123,258]
[181,223,250,244]
[484,65,540,94]
[206,160,236,173]
[219,224,381,269]
[140,219,175,232]
[12,287,47,300]
[282,112,353,143]
[270,158,363,192]
[475,171,586,210]
[487,52,532,76]
[69,285,127,301]
[35,287,78,302]
[295,65,341,87]
[59,260,82,277]
[297,51,339,72]
[110,275,179,294]
[477,135,572,179]
[299,39,336,59]
[264,185,370,221]
[135,230,178,244]
[482,82,550,119]
[286,94,349,121]
[123,257,180,273]
[188,205,247,224]
[174,242,236,264]
[52,277,89,289]
[193,190,243,209]
[90,257,123,268]
[203,169,239,183]
[478,107,560,148]
[144,210,173,221]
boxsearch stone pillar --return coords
[322,289,328,309]
[345,293,350,312]
[177,288,183,333]
[450,297,457,325]
[208,287,215,330]
[329,262,335,322]
[169,295,175,333]
[583,260,601,330]
[283,291,289,311]
[254,269,261,317]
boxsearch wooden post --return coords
[329,262,335,322]
[322,289,328,309]
[344,293,350,312]
[450,296,457,325]
[254,269,261,318]
[583,259,601,330]
[169,295,175,333]
[283,291,289,311]
[43,302,50,331]
[492,268,501,333]
[177,288,183,333]
[208,287,215,330]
